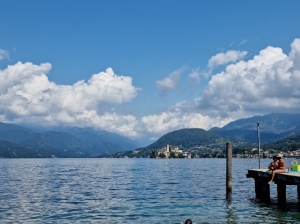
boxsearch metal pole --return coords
[257,121,261,169]
[226,142,232,194]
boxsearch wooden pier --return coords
[246,169,300,208]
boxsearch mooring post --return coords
[254,179,262,199]
[277,181,286,209]
[261,179,270,203]
[226,142,232,195]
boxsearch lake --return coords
[1,158,300,223]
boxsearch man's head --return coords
[185,219,192,224]
[276,153,283,159]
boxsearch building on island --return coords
[155,144,191,158]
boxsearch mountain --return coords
[0,122,142,158]
[145,128,222,149]
[106,128,250,158]
[2,113,300,158]
[262,133,300,152]
[65,127,141,154]
[0,139,38,158]
[219,113,300,133]
[284,126,300,137]
[106,113,300,158]
[0,138,86,158]
[209,113,300,143]
[209,129,283,143]
[21,131,92,156]
[0,122,35,143]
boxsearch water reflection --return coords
[225,193,238,224]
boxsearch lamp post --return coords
[257,121,261,169]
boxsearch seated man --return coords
[268,153,286,184]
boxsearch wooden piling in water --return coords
[277,181,286,208]
[226,142,232,194]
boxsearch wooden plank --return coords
[248,169,300,185]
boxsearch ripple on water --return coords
[0,158,300,223]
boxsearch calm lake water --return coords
[1,158,300,223]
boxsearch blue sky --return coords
[1,1,300,144]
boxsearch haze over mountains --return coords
[1,113,300,158]
[0,123,141,158]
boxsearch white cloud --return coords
[196,38,300,119]
[139,38,300,140]
[140,108,232,138]
[207,50,247,69]
[1,39,300,141]
[0,62,141,137]
[156,67,186,96]
[203,50,247,78]
[0,47,9,60]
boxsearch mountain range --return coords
[1,113,300,158]
[108,113,300,158]
[0,122,141,158]
[209,113,300,142]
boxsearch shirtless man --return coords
[268,154,286,184]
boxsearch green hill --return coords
[262,133,300,152]
[107,128,251,158]
[146,128,222,149]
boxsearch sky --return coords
[1,1,300,145]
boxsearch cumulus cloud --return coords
[140,107,232,138]
[0,62,141,137]
[2,39,300,141]
[139,38,300,140]
[137,99,233,141]
[203,50,247,78]
[156,67,186,96]
[208,50,247,69]
[0,47,9,60]
[195,38,300,119]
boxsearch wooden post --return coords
[277,181,286,208]
[261,179,270,203]
[254,179,262,199]
[226,142,232,194]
